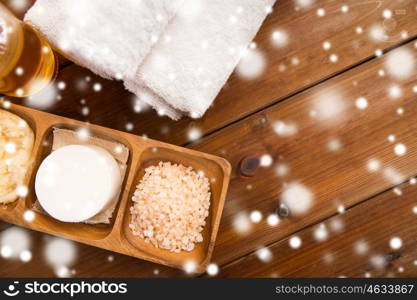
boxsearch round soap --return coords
[35,145,121,222]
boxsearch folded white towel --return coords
[26,0,275,119]
[25,0,183,80]
[125,0,276,119]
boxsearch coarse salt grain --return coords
[129,162,211,253]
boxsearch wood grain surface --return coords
[0,104,231,273]
[217,180,417,278]
[1,0,417,278]
[189,41,417,267]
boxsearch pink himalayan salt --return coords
[129,161,211,253]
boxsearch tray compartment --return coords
[121,146,230,270]
[24,123,133,241]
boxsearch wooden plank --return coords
[2,0,71,69]
[3,41,417,278]
[188,41,417,267]
[0,229,164,277]
[0,222,10,231]
[45,0,417,145]
[4,0,417,277]
[3,0,35,19]
[217,180,417,277]
[3,178,417,278]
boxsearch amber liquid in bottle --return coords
[0,4,56,97]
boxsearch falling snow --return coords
[260,154,273,167]
[183,260,197,274]
[275,163,289,177]
[355,97,368,110]
[0,227,31,259]
[23,210,35,222]
[271,29,289,48]
[187,127,202,142]
[312,89,346,122]
[389,237,402,250]
[44,238,77,277]
[281,182,313,215]
[267,214,279,226]
[388,85,402,99]
[25,83,58,110]
[394,143,407,156]
[370,255,387,269]
[313,224,328,242]
[295,0,314,9]
[367,159,381,172]
[236,48,266,79]
[273,121,298,137]
[250,210,263,223]
[233,212,252,234]
[206,263,219,276]
[354,240,369,255]
[327,138,342,152]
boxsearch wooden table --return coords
[1,0,417,277]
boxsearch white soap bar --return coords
[35,145,121,222]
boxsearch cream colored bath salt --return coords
[0,109,34,204]
[130,161,211,253]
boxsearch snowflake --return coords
[385,48,416,79]
[250,210,262,223]
[322,41,331,50]
[281,182,313,215]
[183,260,197,274]
[355,97,368,110]
[187,127,202,142]
[316,8,326,17]
[25,83,58,110]
[327,138,342,152]
[23,210,35,222]
[267,214,279,226]
[275,163,289,177]
[260,154,273,167]
[15,67,24,76]
[273,121,298,137]
[256,247,273,262]
[44,237,77,278]
[271,29,289,48]
[388,85,402,99]
[206,263,219,276]
[313,224,328,242]
[394,143,406,156]
[0,227,31,259]
[354,240,369,255]
[93,83,102,92]
[20,250,32,262]
[233,212,252,234]
[367,159,381,172]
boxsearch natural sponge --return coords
[0,109,34,204]
[129,161,211,253]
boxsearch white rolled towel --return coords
[25,0,183,80]
[125,0,276,119]
[25,0,275,119]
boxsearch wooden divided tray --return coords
[0,103,231,273]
